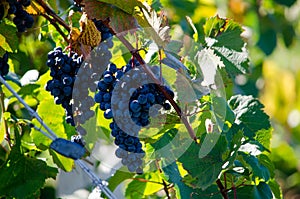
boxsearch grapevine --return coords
[0,0,288,199]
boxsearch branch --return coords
[41,13,69,43]
[35,0,71,32]
[216,179,229,199]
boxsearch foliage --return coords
[1,0,297,198]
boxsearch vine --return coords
[0,0,283,199]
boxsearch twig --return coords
[116,34,197,141]
[35,0,71,32]
[40,13,69,43]
[216,179,229,199]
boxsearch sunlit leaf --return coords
[229,95,270,138]
[125,171,164,198]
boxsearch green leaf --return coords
[178,135,227,190]
[257,14,277,55]
[223,124,243,169]
[228,182,273,199]
[163,161,190,198]
[108,168,135,191]
[47,0,58,12]
[30,98,74,171]
[239,152,270,182]
[202,16,249,76]
[125,171,164,198]
[268,179,283,199]
[0,19,18,55]
[258,154,275,179]
[212,96,235,126]
[203,16,244,51]
[255,128,272,151]
[0,145,58,198]
[228,95,270,139]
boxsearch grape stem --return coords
[115,34,197,141]
[216,179,229,199]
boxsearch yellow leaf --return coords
[69,27,80,41]
[25,1,45,15]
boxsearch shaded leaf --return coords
[178,135,227,190]
[228,182,273,199]
[257,14,277,55]
[0,145,58,198]
[239,152,270,181]
[162,161,222,199]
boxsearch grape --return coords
[0,52,9,77]
[8,0,34,32]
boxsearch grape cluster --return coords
[7,0,34,32]
[45,47,82,126]
[0,52,9,77]
[95,58,174,173]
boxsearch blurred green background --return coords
[156,0,300,198]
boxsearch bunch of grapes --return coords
[94,58,174,173]
[0,52,9,77]
[7,0,34,32]
[45,47,82,126]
